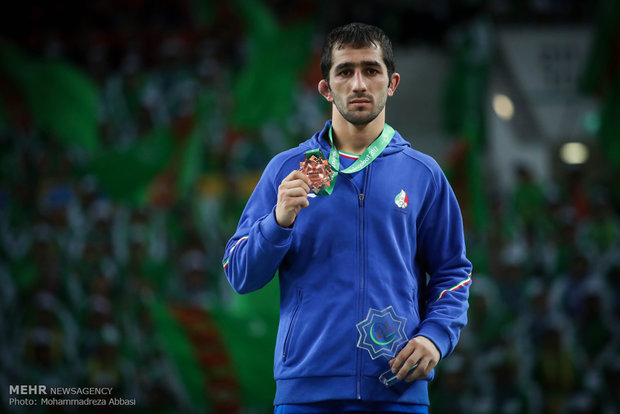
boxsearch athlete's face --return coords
[319,45,399,126]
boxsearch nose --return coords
[352,69,367,92]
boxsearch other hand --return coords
[389,336,440,382]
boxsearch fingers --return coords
[396,347,423,382]
[279,179,311,196]
[275,170,312,228]
[404,358,432,383]
[279,170,311,201]
[390,341,414,378]
[390,336,440,383]
[282,170,312,191]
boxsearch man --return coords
[223,22,472,414]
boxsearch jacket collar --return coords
[310,120,411,157]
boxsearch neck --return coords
[330,110,386,155]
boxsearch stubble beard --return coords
[332,91,387,126]
[338,104,383,125]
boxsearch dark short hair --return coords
[320,22,395,82]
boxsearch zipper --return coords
[338,170,369,399]
[282,288,303,362]
[355,166,371,399]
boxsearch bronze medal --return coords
[299,154,334,194]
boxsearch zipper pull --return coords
[358,193,365,206]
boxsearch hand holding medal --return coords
[275,151,333,228]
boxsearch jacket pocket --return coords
[282,288,303,362]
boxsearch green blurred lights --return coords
[582,109,601,134]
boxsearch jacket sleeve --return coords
[222,159,294,294]
[414,167,472,360]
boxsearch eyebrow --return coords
[333,60,383,72]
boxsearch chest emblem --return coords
[394,189,409,208]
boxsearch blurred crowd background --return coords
[1,0,620,413]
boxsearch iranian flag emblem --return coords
[394,189,409,208]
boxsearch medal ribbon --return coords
[304,123,395,195]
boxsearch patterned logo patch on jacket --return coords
[394,189,409,208]
[356,306,408,360]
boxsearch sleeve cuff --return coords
[258,207,294,246]
[414,322,452,361]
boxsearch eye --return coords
[338,69,351,77]
[367,68,379,75]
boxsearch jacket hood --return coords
[306,120,411,157]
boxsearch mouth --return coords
[349,98,371,107]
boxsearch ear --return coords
[387,73,400,97]
[318,79,333,102]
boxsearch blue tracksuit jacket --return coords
[223,121,472,406]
